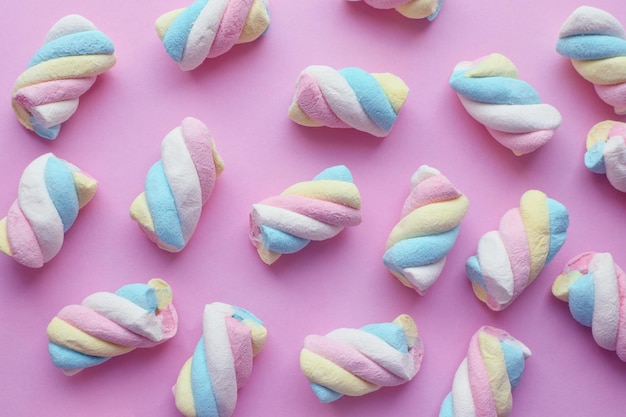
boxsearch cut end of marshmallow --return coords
[0,217,12,256]
[148,278,174,311]
[238,0,271,44]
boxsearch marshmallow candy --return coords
[557,6,626,115]
[156,0,270,71]
[347,0,443,20]
[384,165,469,295]
[585,120,626,192]
[300,314,423,402]
[449,53,562,155]
[439,326,531,417]
[173,302,267,417]
[12,15,115,140]
[130,117,224,252]
[0,153,97,268]
[288,65,409,137]
[466,190,569,311]
[47,279,178,375]
[249,165,362,264]
[553,252,626,361]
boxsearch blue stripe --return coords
[232,306,264,326]
[162,0,208,62]
[45,157,79,232]
[261,225,309,254]
[569,273,594,327]
[449,73,540,104]
[585,142,607,174]
[361,322,408,353]
[145,161,185,250]
[313,165,353,182]
[310,382,343,403]
[31,115,60,139]
[28,31,114,67]
[438,392,454,417]
[546,199,569,264]
[557,35,626,60]
[383,227,460,271]
[48,342,109,371]
[500,341,526,389]
[190,337,219,417]
[465,255,485,288]
[115,283,158,313]
[427,0,444,21]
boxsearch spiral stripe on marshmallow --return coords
[466,190,569,311]
[249,165,362,265]
[130,117,224,252]
[288,65,409,137]
[12,15,115,140]
[449,53,562,155]
[557,6,626,115]
[300,314,423,403]
[173,302,267,417]
[0,153,97,268]
[347,0,443,20]
[383,165,469,295]
[47,279,178,375]
[553,252,626,361]
[156,0,270,71]
[439,326,531,417]
[584,120,626,192]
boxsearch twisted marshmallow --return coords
[0,153,97,268]
[449,53,562,155]
[300,314,423,403]
[130,117,224,252]
[553,252,626,361]
[347,0,443,20]
[288,65,409,137]
[584,120,626,192]
[556,6,626,115]
[439,326,531,417]
[174,302,267,417]
[12,15,115,140]
[47,279,178,375]
[156,0,270,71]
[466,190,569,311]
[383,166,469,295]
[249,165,362,264]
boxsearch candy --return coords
[156,0,270,71]
[383,165,469,294]
[449,53,562,155]
[553,252,626,361]
[584,120,626,192]
[0,153,97,268]
[557,6,626,115]
[300,314,423,402]
[438,326,531,417]
[47,279,178,375]
[288,65,409,137]
[12,15,115,139]
[173,302,267,417]
[130,117,224,252]
[466,190,569,311]
[347,0,443,20]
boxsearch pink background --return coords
[1,0,625,415]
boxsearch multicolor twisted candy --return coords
[553,252,626,361]
[383,165,469,295]
[449,53,562,155]
[466,190,569,311]
[173,302,267,417]
[156,0,270,71]
[585,120,626,192]
[47,279,178,375]
[557,6,626,115]
[288,65,409,137]
[300,314,423,403]
[347,0,443,20]
[0,153,97,268]
[249,165,362,264]
[12,15,115,140]
[439,326,531,417]
[130,117,224,252]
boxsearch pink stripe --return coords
[607,121,626,138]
[466,331,497,417]
[181,118,217,203]
[595,83,626,114]
[364,0,410,8]
[13,77,96,110]
[614,262,626,361]
[225,317,254,388]
[499,209,531,301]
[259,194,362,226]
[488,128,555,155]
[208,0,255,58]
[7,201,43,268]
[294,73,350,128]
[564,252,594,274]
[401,175,461,217]
[157,304,179,341]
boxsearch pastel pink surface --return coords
[1,1,626,417]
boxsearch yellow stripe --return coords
[572,57,626,85]
[478,331,512,416]
[47,317,134,357]
[73,171,98,209]
[238,0,271,43]
[282,180,361,209]
[155,8,184,41]
[288,102,324,127]
[465,53,519,79]
[130,192,156,234]
[0,217,12,256]
[396,0,438,19]
[586,120,616,150]
[551,270,582,302]
[520,190,549,283]
[371,73,409,114]
[174,358,197,417]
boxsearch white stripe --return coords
[180,0,230,71]
[451,358,477,417]
[591,253,620,350]
[251,203,343,241]
[477,231,514,308]
[402,257,446,293]
[603,136,626,192]
[30,99,79,128]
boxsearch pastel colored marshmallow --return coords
[556,6,626,115]
[0,153,97,268]
[584,120,626,192]
[300,314,423,402]
[288,65,409,137]
[346,0,443,20]
[553,252,626,361]
[466,190,569,311]
[47,278,178,375]
[384,165,469,295]
[249,165,362,264]
[449,53,562,155]
[130,117,224,252]
[173,302,267,417]
[12,15,116,139]
[439,326,531,417]
[156,0,270,71]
